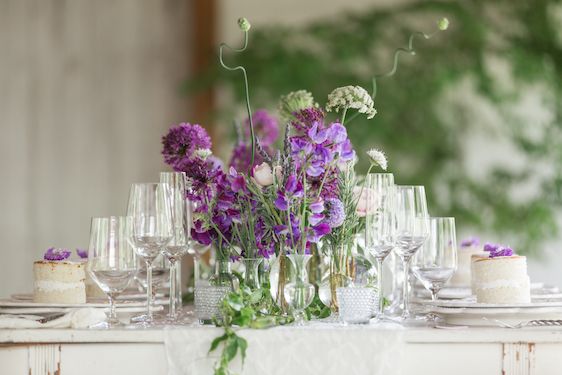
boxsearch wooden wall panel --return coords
[0,0,191,296]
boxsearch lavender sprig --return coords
[255,136,273,166]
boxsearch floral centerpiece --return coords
[160,16,448,374]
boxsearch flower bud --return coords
[438,18,449,31]
[238,18,251,32]
[253,162,274,187]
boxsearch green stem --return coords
[345,29,441,125]
[219,30,256,172]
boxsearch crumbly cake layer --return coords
[472,255,531,304]
[33,261,86,304]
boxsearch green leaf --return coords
[249,289,263,304]
[226,294,244,311]
[209,334,228,353]
[237,336,248,364]
[224,336,239,362]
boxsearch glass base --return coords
[90,319,124,329]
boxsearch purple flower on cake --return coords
[484,243,514,258]
[76,248,88,259]
[461,237,480,248]
[44,248,71,261]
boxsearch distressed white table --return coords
[1,326,561,375]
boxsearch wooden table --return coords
[1,326,561,375]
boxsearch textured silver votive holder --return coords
[194,285,230,323]
[336,287,378,324]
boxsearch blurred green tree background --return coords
[186,0,562,255]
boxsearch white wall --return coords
[0,0,190,297]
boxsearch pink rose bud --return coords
[253,162,274,187]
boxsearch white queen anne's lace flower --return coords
[326,86,377,119]
[366,148,387,170]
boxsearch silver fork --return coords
[483,317,562,328]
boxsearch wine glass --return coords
[364,173,395,320]
[394,185,430,320]
[87,216,137,328]
[160,171,192,321]
[127,183,173,325]
[412,217,457,301]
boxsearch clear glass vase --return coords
[284,254,315,325]
[329,243,355,313]
[243,258,264,290]
[209,258,238,290]
[269,253,291,313]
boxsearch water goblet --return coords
[394,185,430,320]
[160,171,192,321]
[364,173,395,320]
[412,217,457,301]
[127,183,173,326]
[87,216,137,328]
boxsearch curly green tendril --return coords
[219,18,256,171]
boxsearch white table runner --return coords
[164,322,405,375]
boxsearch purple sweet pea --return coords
[327,123,347,144]
[308,123,329,144]
[309,199,324,214]
[489,246,514,258]
[483,243,499,252]
[44,248,71,261]
[461,237,480,248]
[76,248,88,259]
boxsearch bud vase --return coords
[284,254,315,325]
[209,258,238,290]
[329,243,355,313]
[269,253,291,313]
[195,258,237,324]
[243,258,264,290]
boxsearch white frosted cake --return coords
[472,249,531,304]
[33,249,86,304]
[449,238,486,287]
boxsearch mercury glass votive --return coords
[194,285,230,323]
[336,287,378,324]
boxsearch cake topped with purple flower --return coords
[33,247,86,304]
[449,236,487,287]
[472,243,530,304]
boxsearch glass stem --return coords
[402,257,411,319]
[145,259,154,321]
[168,258,177,319]
[108,293,118,325]
[175,259,182,311]
[430,285,439,301]
[376,257,384,317]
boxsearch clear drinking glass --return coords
[394,185,430,320]
[160,172,192,321]
[127,183,173,325]
[412,217,457,301]
[364,173,395,320]
[87,216,137,328]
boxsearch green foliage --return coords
[187,0,562,255]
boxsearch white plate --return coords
[10,291,166,302]
[424,298,562,309]
[0,298,168,309]
[420,304,562,327]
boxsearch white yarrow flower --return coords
[366,149,387,170]
[326,85,377,119]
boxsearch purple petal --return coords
[309,213,325,226]
[309,199,324,214]
[327,123,347,143]
[274,193,289,211]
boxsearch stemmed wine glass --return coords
[87,216,137,328]
[127,183,173,325]
[394,185,430,320]
[160,172,192,321]
[412,217,457,301]
[364,173,396,320]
